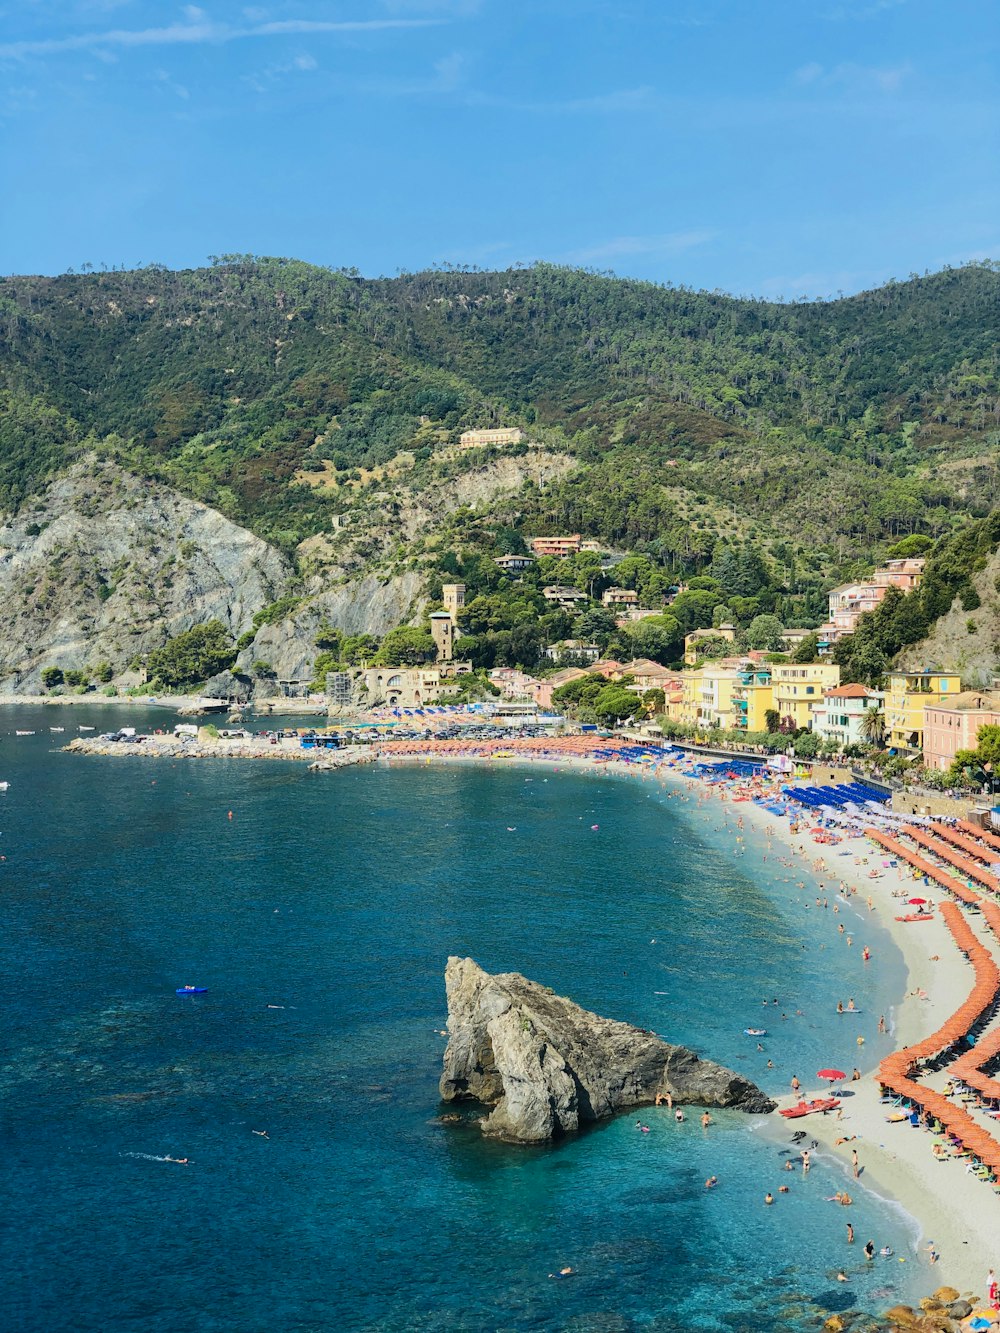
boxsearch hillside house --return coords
[459,427,525,448]
[542,584,588,608]
[545,640,600,664]
[601,586,639,608]
[531,535,582,557]
[494,553,535,572]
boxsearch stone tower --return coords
[442,583,466,624]
[431,611,456,663]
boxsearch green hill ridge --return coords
[0,256,998,687]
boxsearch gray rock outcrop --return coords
[439,957,776,1143]
[0,457,291,689]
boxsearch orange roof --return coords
[824,684,877,698]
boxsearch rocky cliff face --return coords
[0,457,292,689]
[895,545,1000,684]
[238,570,425,685]
[439,957,775,1143]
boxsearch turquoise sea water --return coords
[1,707,925,1332]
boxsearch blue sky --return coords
[1,0,997,296]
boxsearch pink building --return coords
[821,558,926,643]
[923,692,1000,771]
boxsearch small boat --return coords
[0,781,9,791]
[744,1028,767,1036]
[49,726,65,733]
[779,1097,841,1119]
[15,730,34,736]
[175,986,208,995]
[78,725,95,732]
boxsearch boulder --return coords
[884,1307,922,1331]
[945,1301,972,1320]
[439,957,776,1143]
[932,1289,960,1306]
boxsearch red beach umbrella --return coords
[817,1068,847,1084]
[908,897,928,905]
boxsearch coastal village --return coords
[240,505,990,784]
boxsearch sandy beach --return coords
[721,792,998,1296]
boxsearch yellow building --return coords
[678,663,741,731]
[885,670,962,755]
[731,667,775,731]
[771,663,841,731]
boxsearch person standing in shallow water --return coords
[846,1223,854,1244]
[790,1075,801,1094]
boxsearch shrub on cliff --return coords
[146,620,236,690]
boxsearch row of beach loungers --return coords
[870,819,1000,1177]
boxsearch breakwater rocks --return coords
[64,736,376,770]
[439,957,776,1143]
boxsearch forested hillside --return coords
[1,256,998,563]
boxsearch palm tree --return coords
[860,706,886,748]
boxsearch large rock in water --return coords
[439,957,776,1143]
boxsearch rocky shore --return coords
[63,735,376,770]
[439,957,775,1142]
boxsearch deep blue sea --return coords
[1,706,924,1332]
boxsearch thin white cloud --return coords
[793,59,912,92]
[243,49,320,92]
[0,14,443,60]
[566,230,716,264]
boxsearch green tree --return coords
[614,614,683,665]
[146,620,236,689]
[745,614,784,651]
[860,706,886,748]
[374,626,436,666]
[41,666,64,688]
[791,633,820,663]
[340,634,380,664]
[574,607,619,645]
[974,723,1000,768]
[764,708,781,734]
[593,685,639,724]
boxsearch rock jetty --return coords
[439,957,776,1143]
[65,735,376,770]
